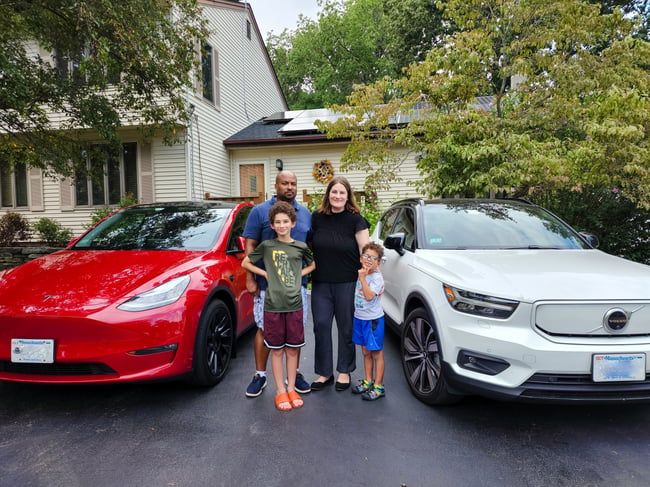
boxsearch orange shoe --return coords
[275,393,292,411]
[287,390,303,409]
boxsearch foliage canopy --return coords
[320,0,650,206]
[266,0,450,109]
[0,0,207,179]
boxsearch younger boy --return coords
[242,201,315,411]
[352,242,385,401]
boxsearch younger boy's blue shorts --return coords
[352,316,384,351]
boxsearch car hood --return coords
[0,249,206,314]
[412,249,650,302]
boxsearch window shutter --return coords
[214,50,221,108]
[140,142,154,203]
[194,40,202,95]
[60,178,74,211]
[29,167,44,211]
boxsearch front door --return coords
[239,164,265,200]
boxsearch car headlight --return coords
[118,275,191,312]
[443,284,519,319]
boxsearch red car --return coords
[0,201,254,385]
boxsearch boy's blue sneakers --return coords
[294,373,311,394]
[245,374,267,397]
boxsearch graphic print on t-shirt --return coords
[272,249,296,287]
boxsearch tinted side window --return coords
[392,208,416,251]
[227,205,251,252]
[378,208,401,241]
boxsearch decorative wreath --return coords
[313,160,334,184]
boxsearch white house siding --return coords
[229,142,423,210]
[2,134,171,237]
[151,139,188,201]
[2,1,286,240]
[189,1,287,200]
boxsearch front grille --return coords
[535,325,650,339]
[0,361,117,376]
[520,373,650,401]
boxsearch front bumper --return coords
[0,305,197,384]
[443,362,650,404]
[437,302,650,404]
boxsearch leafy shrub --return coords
[32,218,73,246]
[84,193,139,229]
[529,186,650,265]
[0,212,31,246]
[305,189,381,234]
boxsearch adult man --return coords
[243,170,312,397]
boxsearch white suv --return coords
[372,199,650,405]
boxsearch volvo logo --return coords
[603,308,629,332]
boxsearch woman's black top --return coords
[310,210,369,283]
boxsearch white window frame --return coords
[74,143,138,207]
[0,164,29,208]
[201,44,220,107]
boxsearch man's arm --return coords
[244,238,260,294]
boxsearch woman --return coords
[309,176,370,391]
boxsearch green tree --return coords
[381,0,450,72]
[0,0,207,179]
[268,0,394,108]
[321,0,650,205]
[530,186,650,264]
[267,0,454,109]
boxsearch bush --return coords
[84,193,139,229]
[32,218,73,246]
[0,212,31,246]
[529,186,650,265]
[305,189,381,234]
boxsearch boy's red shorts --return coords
[263,309,305,349]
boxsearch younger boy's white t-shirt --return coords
[354,272,384,320]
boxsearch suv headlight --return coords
[118,275,191,312]
[443,284,518,319]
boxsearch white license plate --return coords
[11,339,54,364]
[592,353,646,382]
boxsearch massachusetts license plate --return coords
[11,338,54,364]
[592,353,646,382]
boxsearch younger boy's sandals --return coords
[352,379,373,394]
[362,384,385,401]
[288,390,303,408]
[275,393,292,411]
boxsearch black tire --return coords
[189,299,234,386]
[401,307,461,405]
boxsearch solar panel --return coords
[278,108,341,133]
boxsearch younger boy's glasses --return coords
[361,253,380,261]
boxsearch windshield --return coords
[421,202,590,250]
[73,205,229,251]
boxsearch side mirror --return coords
[226,236,247,257]
[579,232,599,249]
[237,236,246,251]
[383,232,406,256]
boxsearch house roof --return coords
[223,96,495,147]
[223,109,341,147]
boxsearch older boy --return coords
[242,201,315,411]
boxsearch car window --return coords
[227,205,251,252]
[421,202,590,250]
[73,205,230,251]
[378,207,401,241]
[392,208,416,251]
